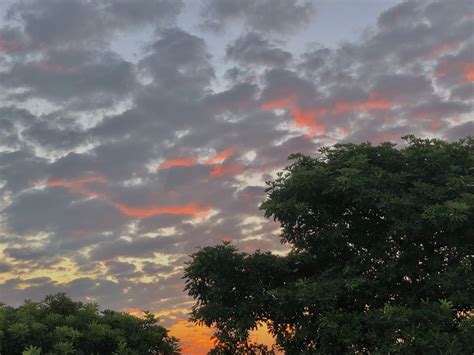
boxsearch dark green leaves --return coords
[0,293,180,354]
[185,136,474,353]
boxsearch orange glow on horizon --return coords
[160,157,196,169]
[169,320,215,355]
[168,320,278,355]
[114,202,211,218]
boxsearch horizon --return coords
[0,0,473,353]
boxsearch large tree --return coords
[184,136,474,354]
[0,293,180,354]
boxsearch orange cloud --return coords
[261,95,295,111]
[210,164,245,177]
[261,95,325,138]
[290,106,326,137]
[330,92,393,114]
[464,62,474,81]
[44,176,212,220]
[436,60,474,82]
[160,157,196,169]
[262,92,394,138]
[114,202,211,219]
[205,147,236,165]
[46,176,108,197]
[160,147,237,171]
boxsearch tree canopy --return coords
[184,136,474,354]
[0,293,179,354]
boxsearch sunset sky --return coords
[0,0,473,353]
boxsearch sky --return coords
[0,0,473,353]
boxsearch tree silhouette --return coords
[185,136,474,353]
[0,293,180,354]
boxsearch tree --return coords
[0,293,180,354]
[184,136,474,354]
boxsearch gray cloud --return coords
[6,0,183,48]
[200,0,314,34]
[226,32,292,67]
[0,0,472,326]
[0,48,136,110]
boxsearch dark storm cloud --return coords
[200,0,314,34]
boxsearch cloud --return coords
[45,176,109,197]
[105,0,183,28]
[113,202,212,219]
[200,0,315,35]
[0,0,473,351]
[226,32,292,67]
[90,236,182,261]
[160,157,196,169]
[0,48,136,110]
[6,0,183,48]
[139,28,214,98]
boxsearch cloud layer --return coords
[0,0,473,351]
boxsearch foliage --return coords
[184,136,474,354]
[0,293,180,354]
